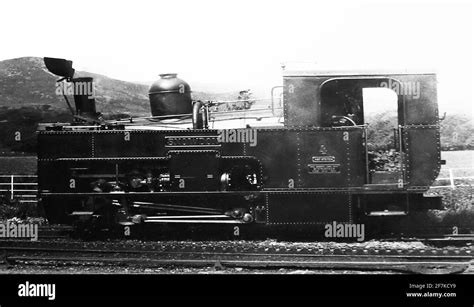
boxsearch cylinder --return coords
[148,73,192,116]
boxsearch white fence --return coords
[0,175,38,204]
[431,167,474,189]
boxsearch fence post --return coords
[449,168,455,190]
[10,174,14,200]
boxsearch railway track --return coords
[1,225,471,273]
[4,223,474,246]
[421,234,474,247]
[0,239,472,274]
[380,234,474,247]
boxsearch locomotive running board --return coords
[146,215,229,219]
[366,211,407,217]
[144,215,244,224]
[144,220,244,224]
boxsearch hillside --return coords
[0,57,151,116]
[0,57,241,116]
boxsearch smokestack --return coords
[44,57,100,122]
[71,77,97,117]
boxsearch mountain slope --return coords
[0,57,245,117]
[0,57,151,115]
[0,57,61,108]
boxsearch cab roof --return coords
[282,69,437,77]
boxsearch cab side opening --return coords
[320,78,403,185]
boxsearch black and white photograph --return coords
[0,0,472,304]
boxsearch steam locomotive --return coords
[37,57,444,236]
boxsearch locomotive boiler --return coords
[37,58,444,236]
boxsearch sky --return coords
[0,0,473,116]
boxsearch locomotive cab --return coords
[283,69,443,216]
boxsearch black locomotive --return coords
[37,58,444,236]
